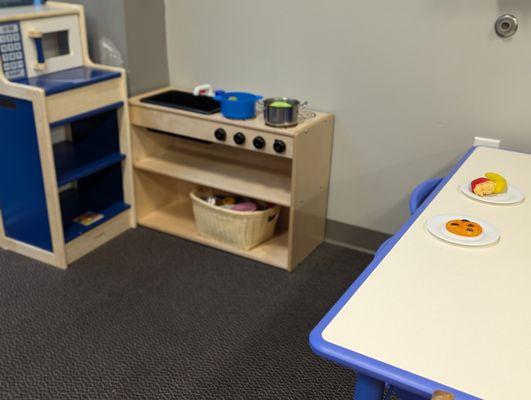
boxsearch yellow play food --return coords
[485,172,508,194]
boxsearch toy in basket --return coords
[190,188,280,250]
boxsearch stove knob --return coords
[253,136,266,149]
[273,139,286,154]
[215,128,226,141]
[234,132,246,145]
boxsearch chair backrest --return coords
[409,177,443,215]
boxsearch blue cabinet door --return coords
[0,95,52,251]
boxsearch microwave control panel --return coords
[0,22,26,80]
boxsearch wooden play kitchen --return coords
[129,87,334,271]
[0,2,135,269]
[0,3,333,271]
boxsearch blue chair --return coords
[408,177,443,215]
[375,237,393,258]
[375,177,443,258]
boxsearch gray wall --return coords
[59,0,169,95]
[165,0,531,235]
[123,0,169,95]
[58,0,128,65]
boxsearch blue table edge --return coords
[309,146,481,400]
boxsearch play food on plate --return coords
[445,219,483,237]
[470,172,507,196]
[485,172,508,194]
[460,183,524,205]
[425,214,500,247]
[471,177,496,196]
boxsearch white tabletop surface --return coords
[322,147,531,399]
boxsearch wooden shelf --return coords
[134,149,291,207]
[138,200,289,269]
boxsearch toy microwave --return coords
[0,0,91,81]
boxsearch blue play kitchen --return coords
[0,1,135,268]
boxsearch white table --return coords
[311,147,531,400]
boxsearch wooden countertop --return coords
[129,87,333,138]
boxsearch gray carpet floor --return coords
[0,228,373,400]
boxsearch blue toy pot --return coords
[214,91,262,120]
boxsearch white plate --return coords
[460,183,524,205]
[425,214,500,247]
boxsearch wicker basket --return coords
[190,189,280,250]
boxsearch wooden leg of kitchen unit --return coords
[288,117,334,271]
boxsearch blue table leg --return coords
[354,373,385,400]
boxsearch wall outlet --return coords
[473,137,501,148]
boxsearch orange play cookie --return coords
[445,219,483,237]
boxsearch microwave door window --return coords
[42,30,69,59]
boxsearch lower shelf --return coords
[60,188,130,243]
[65,210,132,265]
[138,201,290,269]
